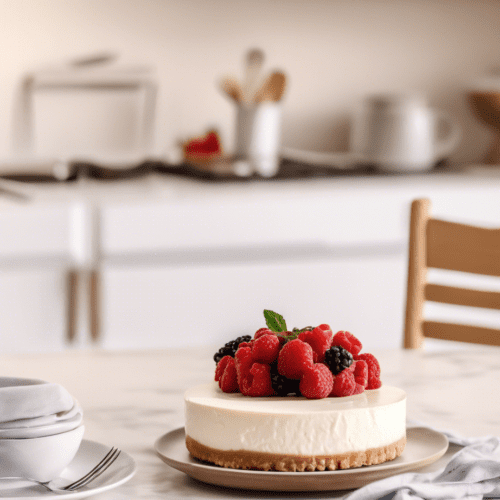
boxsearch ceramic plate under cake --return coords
[154,426,448,492]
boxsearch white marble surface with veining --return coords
[0,345,499,499]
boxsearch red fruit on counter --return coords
[183,130,222,162]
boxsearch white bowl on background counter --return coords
[0,425,84,482]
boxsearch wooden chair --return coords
[404,198,500,348]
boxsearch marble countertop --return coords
[0,345,499,499]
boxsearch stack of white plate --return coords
[0,377,84,481]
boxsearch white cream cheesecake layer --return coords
[185,382,406,456]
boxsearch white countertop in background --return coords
[0,345,498,499]
[0,165,500,208]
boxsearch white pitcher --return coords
[351,93,461,173]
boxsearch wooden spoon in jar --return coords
[219,76,244,104]
[242,48,265,104]
[254,71,287,103]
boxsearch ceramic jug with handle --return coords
[351,94,461,173]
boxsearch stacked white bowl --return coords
[0,377,84,481]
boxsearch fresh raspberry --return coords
[237,340,254,349]
[218,357,239,393]
[239,362,274,397]
[254,327,273,339]
[235,346,253,388]
[351,383,365,395]
[350,359,368,388]
[299,364,334,399]
[252,334,280,364]
[215,355,232,382]
[331,331,362,356]
[277,339,314,380]
[354,353,381,389]
[329,368,356,397]
[298,324,333,363]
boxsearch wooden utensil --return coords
[242,48,265,104]
[254,71,286,103]
[219,77,244,103]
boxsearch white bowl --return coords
[0,377,73,422]
[0,411,83,439]
[0,401,82,430]
[0,425,84,482]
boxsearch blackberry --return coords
[324,345,353,375]
[213,335,252,363]
[270,363,301,396]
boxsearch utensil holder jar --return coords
[235,103,282,177]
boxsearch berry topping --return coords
[252,333,280,364]
[324,345,354,374]
[299,364,334,399]
[270,363,301,396]
[214,335,252,363]
[351,359,368,388]
[234,346,254,388]
[277,339,314,380]
[239,362,274,397]
[298,324,333,363]
[354,353,381,389]
[215,356,239,393]
[213,310,381,400]
[329,368,356,397]
[254,327,273,339]
[215,355,231,382]
[331,331,362,356]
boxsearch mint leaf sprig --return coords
[264,309,287,332]
[263,310,313,343]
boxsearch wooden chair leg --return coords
[404,199,430,349]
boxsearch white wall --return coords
[1,0,499,165]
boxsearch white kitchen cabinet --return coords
[97,171,500,351]
[0,266,69,353]
[0,204,76,353]
[100,252,407,351]
[2,170,500,353]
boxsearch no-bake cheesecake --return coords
[184,310,407,471]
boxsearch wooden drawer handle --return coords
[90,270,100,342]
[66,269,78,344]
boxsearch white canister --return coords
[350,94,461,173]
[235,103,282,177]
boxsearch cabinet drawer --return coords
[0,268,69,353]
[0,206,70,261]
[100,254,408,351]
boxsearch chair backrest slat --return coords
[426,219,500,276]
[425,283,500,310]
[404,198,500,348]
[423,321,500,346]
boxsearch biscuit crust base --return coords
[186,435,406,472]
